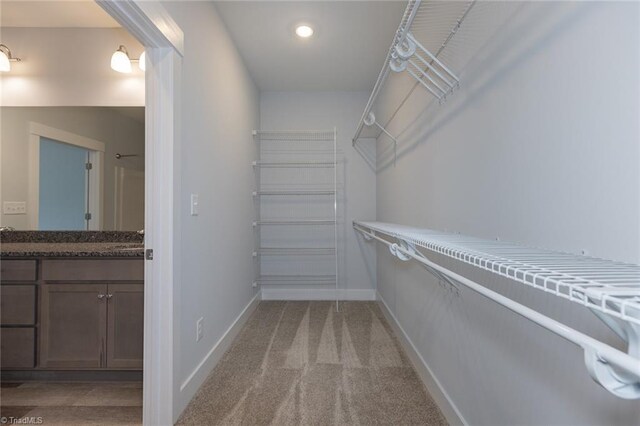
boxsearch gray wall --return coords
[0,107,144,230]
[260,91,377,298]
[374,1,639,425]
[162,1,261,418]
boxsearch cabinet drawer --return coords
[42,259,143,282]
[0,327,35,369]
[1,260,37,282]
[0,285,36,325]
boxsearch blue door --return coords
[39,138,89,230]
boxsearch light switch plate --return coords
[190,194,199,216]
[3,201,26,215]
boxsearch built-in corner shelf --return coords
[354,220,640,399]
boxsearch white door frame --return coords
[27,122,105,230]
[96,1,183,425]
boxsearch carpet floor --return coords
[177,301,447,425]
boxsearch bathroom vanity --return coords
[0,232,144,379]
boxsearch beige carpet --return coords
[177,301,447,425]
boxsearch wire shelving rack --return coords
[253,129,339,308]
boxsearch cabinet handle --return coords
[97,294,105,300]
[106,294,113,300]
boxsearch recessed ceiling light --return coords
[295,25,314,39]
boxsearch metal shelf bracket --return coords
[584,315,640,399]
[390,240,416,261]
[389,32,460,103]
[364,111,397,166]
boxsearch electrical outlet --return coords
[196,317,203,342]
[3,201,26,215]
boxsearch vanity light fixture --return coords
[295,25,314,39]
[110,45,145,73]
[0,44,21,72]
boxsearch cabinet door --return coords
[40,284,107,369]
[106,284,144,369]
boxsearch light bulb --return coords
[295,25,314,38]
[139,51,146,71]
[0,50,10,72]
[111,46,132,73]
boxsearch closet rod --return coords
[354,221,640,399]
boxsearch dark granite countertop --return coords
[1,242,144,258]
[1,231,144,258]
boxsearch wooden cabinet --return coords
[1,257,143,372]
[0,260,38,369]
[39,284,107,369]
[39,283,143,369]
[107,284,144,369]
[42,259,143,282]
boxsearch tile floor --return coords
[0,382,142,425]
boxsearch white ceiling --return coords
[1,1,120,28]
[1,1,406,91]
[214,1,406,91]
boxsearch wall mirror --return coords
[1,107,145,231]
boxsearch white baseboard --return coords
[261,288,376,301]
[178,292,261,405]
[376,292,467,426]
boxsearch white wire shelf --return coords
[253,219,336,226]
[252,161,335,168]
[253,190,336,196]
[352,0,475,146]
[355,221,640,324]
[354,220,640,400]
[253,130,335,141]
[254,248,336,256]
[255,275,337,284]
